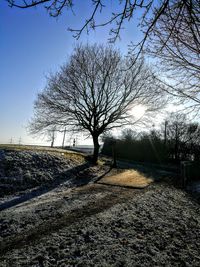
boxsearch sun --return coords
[129,105,146,119]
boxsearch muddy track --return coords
[0,184,143,255]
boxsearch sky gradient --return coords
[0,1,147,146]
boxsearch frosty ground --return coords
[0,146,200,266]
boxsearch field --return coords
[0,145,200,266]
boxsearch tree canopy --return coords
[29,44,165,162]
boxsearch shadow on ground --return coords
[0,163,111,212]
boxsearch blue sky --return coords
[0,1,143,146]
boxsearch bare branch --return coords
[29,44,166,162]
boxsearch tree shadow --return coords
[0,162,107,211]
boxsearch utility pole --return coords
[10,137,13,144]
[62,127,66,148]
[164,120,168,146]
[19,137,22,145]
[51,129,55,148]
[111,139,117,167]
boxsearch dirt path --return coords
[0,182,142,256]
[1,180,200,267]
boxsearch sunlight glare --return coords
[130,105,146,119]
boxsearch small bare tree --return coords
[29,44,165,163]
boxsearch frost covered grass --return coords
[0,183,200,266]
[0,146,200,266]
[0,146,86,197]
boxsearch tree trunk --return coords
[92,135,100,164]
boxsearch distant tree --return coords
[102,128,167,164]
[100,131,113,142]
[29,44,165,163]
[165,113,187,162]
[121,128,138,142]
[165,113,200,162]
[185,123,200,161]
[100,132,115,158]
[102,114,200,163]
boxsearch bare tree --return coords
[165,113,187,162]
[164,112,200,161]
[29,44,165,163]
[7,1,198,53]
[145,1,200,114]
